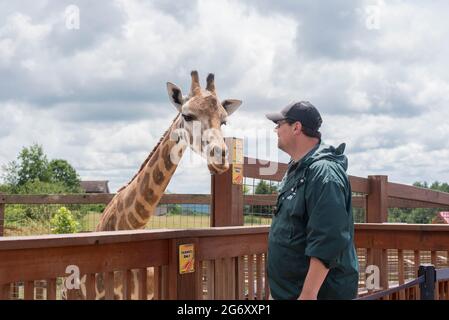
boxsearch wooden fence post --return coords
[211,137,244,227]
[366,175,389,290]
[419,264,436,300]
[168,238,200,300]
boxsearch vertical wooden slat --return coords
[126,270,133,300]
[248,254,254,300]
[153,267,161,300]
[214,259,224,300]
[46,279,56,300]
[414,251,420,299]
[1,283,10,300]
[138,268,147,300]
[264,254,270,300]
[256,254,263,300]
[196,261,204,300]
[381,249,388,290]
[104,272,114,300]
[207,260,215,300]
[236,256,245,300]
[398,250,405,300]
[224,258,234,299]
[431,251,439,300]
[24,281,34,300]
[85,274,95,300]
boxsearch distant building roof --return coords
[80,181,110,194]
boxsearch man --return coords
[265,101,359,300]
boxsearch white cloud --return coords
[1,0,449,194]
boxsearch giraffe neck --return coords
[96,114,188,231]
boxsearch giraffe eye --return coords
[182,114,195,122]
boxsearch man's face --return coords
[275,119,295,153]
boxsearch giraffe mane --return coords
[116,113,181,193]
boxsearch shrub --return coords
[50,207,79,234]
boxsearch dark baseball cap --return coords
[266,101,322,132]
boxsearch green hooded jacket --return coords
[267,141,359,300]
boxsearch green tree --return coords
[16,144,51,186]
[255,180,278,194]
[1,144,82,193]
[48,159,81,191]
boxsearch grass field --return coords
[4,212,272,236]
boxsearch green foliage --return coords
[48,159,81,192]
[255,180,278,195]
[50,207,79,234]
[388,181,449,224]
[0,143,81,193]
[168,204,182,215]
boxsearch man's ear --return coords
[167,82,184,112]
[221,99,242,116]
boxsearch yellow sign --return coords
[233,139,244,165]
[232,164,243,185]
[179,244,195,274]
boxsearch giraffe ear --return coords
[221,99,242,116]
[167,82,184,111]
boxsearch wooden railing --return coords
[0,226,269,300]
[2,224,449,300]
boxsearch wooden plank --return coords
[138,268,147,300]
[153,267,161,300]
[381,249,388,290]
[214,259,224,300]
[46,279,57,300]
[0,227,270,251]
[224,258,234,299]
[414,251,420,299]
[24,281,34,300]
[350,176,370,194]
[126,270,133,300]
[388,182,449,207]
[0,193,211,206]
[198,233,268,261]
[104,272,114,300]
[248,255,254,300]
[388,197,449,209]
[195,261,203,300]
[236,256,245,300]
[256,254,263,300]
[1,283,10,300]
[0,240,168,284]
[0,194,114,205]
[85,274,96,300]
[431,251,439,300]
[205,260,215,300]
[398,250,405,300]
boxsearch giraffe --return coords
[85,71,242,299]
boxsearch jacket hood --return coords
[300,141,348,172]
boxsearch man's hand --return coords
[297,257,329,300]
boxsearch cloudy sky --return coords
[1,0,449,193]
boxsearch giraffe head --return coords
[166,71,242,174]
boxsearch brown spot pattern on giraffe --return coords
[135,200,149,221]
[152,165,164,185]
[163,145,174,171]
[125,189,137,209]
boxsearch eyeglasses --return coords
[274,119,291,129]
